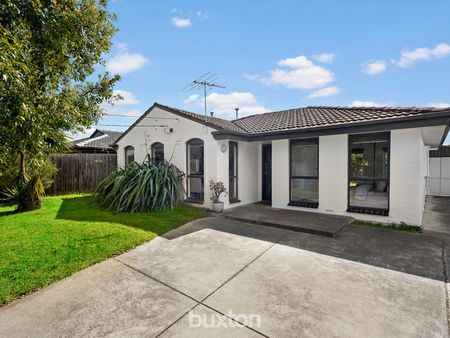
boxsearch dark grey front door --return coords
[262,144,272,202]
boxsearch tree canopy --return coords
[0,0,120,176]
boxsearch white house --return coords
[114,103,450,225]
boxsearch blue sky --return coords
[82,0,450,143]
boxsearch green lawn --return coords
[0,194,205,305]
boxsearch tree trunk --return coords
[18,151,26,184]
[16,152,42,212]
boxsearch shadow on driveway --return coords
[162,216,447,282]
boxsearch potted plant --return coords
[209,180,227,213]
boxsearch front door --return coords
[262,144,272,202]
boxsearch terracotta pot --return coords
[212,202,224,213]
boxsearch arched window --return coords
[151,142,164,164]
[124,145,135,165]
[186,138,204,203]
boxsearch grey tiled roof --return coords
[157,104,450,135]
[73,129,123,149]
[232,106,450,134]
[114,103,450,145]
[155,103,246,132]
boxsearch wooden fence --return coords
[50,153,117,194]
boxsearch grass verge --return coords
[352,220,422,233]
[0,194,205,305]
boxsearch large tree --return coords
[0,0,120,210]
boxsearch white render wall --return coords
[116,106,220,208]
[215,139,260,208]
[389,128,427,224]
[271,140,290,208]
[117,107,429,224]
[116,106,260,209]
[270,128,429,225]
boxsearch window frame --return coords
[151,142,164,164]
[124,145,135,166]
[186,138,204,204]
[288,138,319,208]
[347,131,391,216]
[229,141,240,204]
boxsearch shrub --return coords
[95,156,184,213]
[0,156,57,197]
[2,176,45,211]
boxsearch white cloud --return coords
[106,44,149,75]
[184,92,268,119]
[308,86,341,98]
[102,89,141,118]
[433,43,450,57]
[348,100,390,107]
[171,17,192,28]
[394,43,450,67]
[428,102,450,108]
[259,55,334,90]
[312,53,335,63]
[362,60,387,75]
[184,94,199,104]
[112,90,140,105]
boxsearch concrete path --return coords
[0,217,448,337]
[422,195,450,234]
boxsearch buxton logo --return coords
[188,310,262,328]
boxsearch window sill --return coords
[229,198,241,204]
[185,198,204,204]
[288,200,319,209]
[347,206,388,216]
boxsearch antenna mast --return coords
[183,72,226,119]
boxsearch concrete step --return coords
[212,203,354,238]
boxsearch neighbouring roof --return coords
[114,103,450,144]
[72,129,123,150]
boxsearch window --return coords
[151,142,164,164]
[348,132,390,215]
[186,139,204,203]
[289,138,319,208]
[229,142,239,203]
[124,146,135,165]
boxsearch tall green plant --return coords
[0,1,120,211]
[95,156,185,213]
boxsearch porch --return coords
[220,203,354,237]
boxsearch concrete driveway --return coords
[0,217,448,337]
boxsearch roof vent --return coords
[210,112,214,117]
[235,108,239,119]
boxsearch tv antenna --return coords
[183,72,226,119]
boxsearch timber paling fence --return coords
[50,153,117,194]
